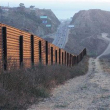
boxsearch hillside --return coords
[65,9,110,56]
[0,6,60,37]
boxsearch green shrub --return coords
[30,87,49,98]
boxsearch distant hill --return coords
[65,9,110,56]
[0,6,60,37]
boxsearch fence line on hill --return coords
[0,23,86,70]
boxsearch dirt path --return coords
[28,33,110,110]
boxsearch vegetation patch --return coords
[54,103,68,108]
[100,58,110,73]
[0,56,89,110]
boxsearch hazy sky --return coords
[1,0,110,19]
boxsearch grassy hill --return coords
[0,6,60,37]
[65,9,110,56]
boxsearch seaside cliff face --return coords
[65,9,110,56]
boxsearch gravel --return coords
[28,33,110,110]
[28,58,110,110]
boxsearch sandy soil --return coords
[28,33,110,110]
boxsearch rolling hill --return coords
[65,9,110,56]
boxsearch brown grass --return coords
[0,56,89,110]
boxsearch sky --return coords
[1,0,110,19]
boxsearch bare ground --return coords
[28,58,110,110]
[28,33,110,110]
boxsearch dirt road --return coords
[28,33,110,110]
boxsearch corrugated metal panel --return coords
[0,23,3,70]
[0,23,87,70]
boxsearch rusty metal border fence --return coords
[0,23,87,70]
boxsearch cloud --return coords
[35,0,110,2]
[1,0,110,2]
[67,0,110,2]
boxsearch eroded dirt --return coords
[28,33,110,110]
[28,58,110,110]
